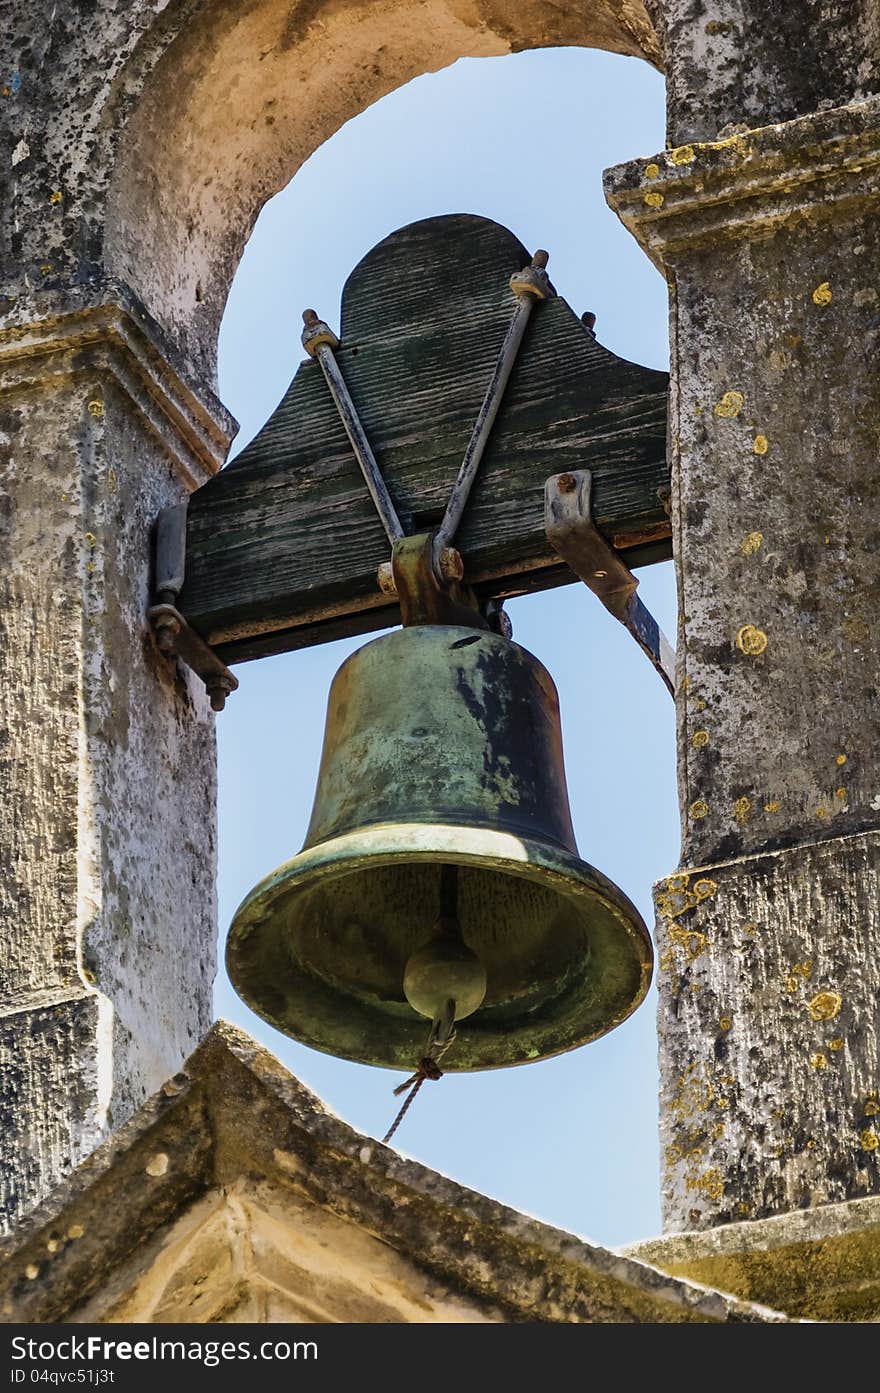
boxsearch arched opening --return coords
[211,46,672,1248]
[104,0,661,381]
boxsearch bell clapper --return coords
[383,869,490,1147]
[403,865,488,1025]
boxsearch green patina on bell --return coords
[226,623,653,1071]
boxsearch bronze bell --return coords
[226,622,653,1071]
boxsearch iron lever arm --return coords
[545,469,675,696]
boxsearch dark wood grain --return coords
[178,215,670,665]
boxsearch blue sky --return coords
[214,46,676,1249]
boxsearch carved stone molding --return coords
[0,295,236,491]
[604,94,880,265]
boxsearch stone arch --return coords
[104,0,662,383]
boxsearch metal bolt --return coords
[438,546,464,583]
[377,560,396,596]
[206,677,233,713]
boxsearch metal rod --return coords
[302,311,405,545]
[435,251,554,551]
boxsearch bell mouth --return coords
[226,821,653,1073]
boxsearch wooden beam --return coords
[176,215,670,665]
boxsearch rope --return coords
[381,1056,443,1146]
[381,1021,455,1146]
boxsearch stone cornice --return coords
[0,1021,786,1324]
[0,297,236,491]
[604,94,880,267]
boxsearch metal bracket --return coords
[545,469,675,696]
[390,533,488,631]
[148,502,239,711]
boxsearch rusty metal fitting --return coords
[377,546,464,598]
[377,560,396,597]
[152,609,181,654]
[301,308,340,357]
[510,250,555,301]
[205,675,235,713]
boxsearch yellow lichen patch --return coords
[859,1129,879,1152]
[644,190,664,208]
[812,282,833,306]
[39,263,52,276]
[753,434,769,456]
[83,532,97,548]
[865,1096,880,1118]
[692,879,717,901]
[808,990,842,1022]
[669,144,695,165]
[764,800,780,814]
[744,922,758,935]
[835,787,847,800]
[836,754,847,766]
[694,698,706,712]
[829,1037,844,1052]
[715,1096,729,1110]
[689,798,709,819]
[793,961,813,979]
[784,976,799,994]
[810,1052,828,1070]
[736,624,768,655]
[667,923,708,961]
[685,1167,724,1202]
[87,399,104,419]
[644,162,660,179]
[736,1202,751,1217]
[733,796,751,824]
[719,1017,732,1032]
[740,531,763,556]
[49,190,62,205]
[668,1065,716,1122]
[107,467,117,494]
[714,390,745,418]
[815,806,829,820]
[692,729,710,748]
[663,873,690,895]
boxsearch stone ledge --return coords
[0,292,236,490]
[0,1021,787,1324]
[604,93,880,265]
[624,1195,880,1321]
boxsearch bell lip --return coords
[226,820,654,1073]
